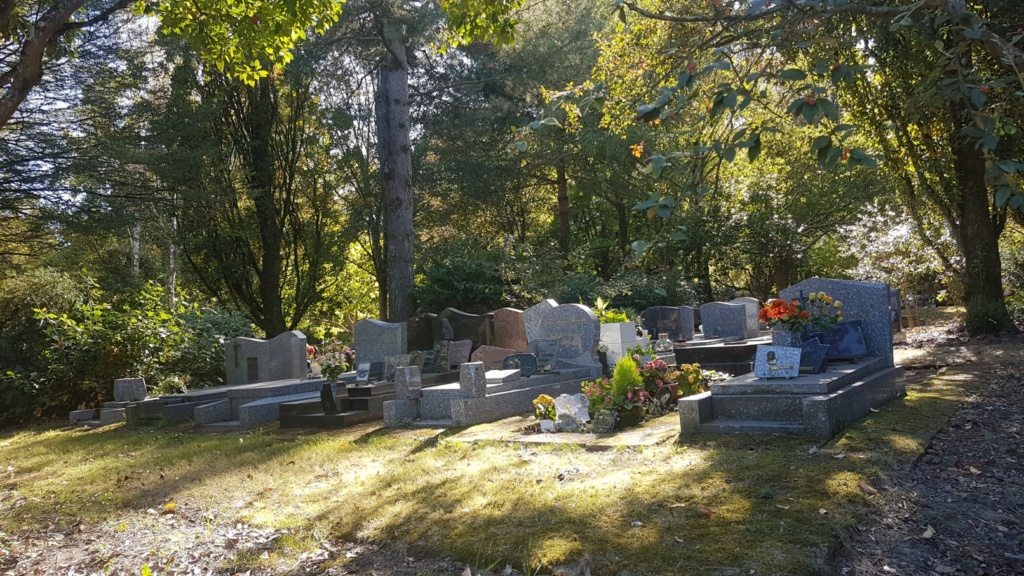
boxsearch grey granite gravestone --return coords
[529,339,559,373]
[470,345,517,370]
[224,336,271,385]
[352,319,407,366]
[434,308,494,348]
[698,302,747,340]
[267,331,308,381]
[754,345,801,379]
[407,313,437,351]
[523,301,601,372]
[424,340,451,373]
[459,362,487,398]
[640,306,686,342]
[113,378,147,402]
[448,339,473,369]
[729,297,761,339]
[780,278,894,367]
[493,308,529,352]
[502,353,538,377]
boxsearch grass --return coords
[0,342,1001,575]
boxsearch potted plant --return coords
[581,355,650,429]
[532,393,556,432]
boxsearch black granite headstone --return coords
[433,308,494,348]
[502,353,538,377]
[821,320,868,360]
[640,306,685,341]
[407,313,437,351]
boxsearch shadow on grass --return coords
[0,363,982,576]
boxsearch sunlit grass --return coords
[0,356,989,575]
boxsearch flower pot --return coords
[539,419,555,432]
[616,406,645,429]
[771,328,805,348]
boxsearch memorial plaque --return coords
[529,339,559,373]
[355,362,371,382]
[502,353,538,377]
[753,345,801,379]
[821,320,869,361]
[799,337,830,374]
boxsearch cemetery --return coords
[2,0,1024,574]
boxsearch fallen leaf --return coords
[833,452,847,459]
[882,566,895,573]
[698,506,715,518]
[776,504,790,510]
[263,487,272,492]
[922,525,935,538]
[808,446,819,455]
[969,466,982,475]
[630,521,644,527]
[674,536,685,544]
[859,481,879,496]
[819,508,828,515]
[869,407,880,413]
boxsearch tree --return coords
[607,0,1024,333]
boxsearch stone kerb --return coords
[353,319,408,365]
[459,362,487,398]
[779,278,894,367]
[698,302,747,340]
[394,366,423,400]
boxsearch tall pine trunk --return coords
[375,48,415,322]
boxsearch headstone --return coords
[459,362,487,398]
[529,339,559,373]
[407,313,437,351]
[409,350,426,370]
[224,337,271,385]
[394,366,422,400]
[640,306,689,342]
[699,302,748,340]
[113,378,146,402]
[492,308,529,352]
[779,278,894,367]
[267,331,308,381]
[352,319,407,365]
[434,308,494,348]
[440,318,455,340]
[448,339,473,369]
[470,345,517,370]
[523,301,601,371]
[753,345,801,379]
[820,320,869,361]
[678,306,696,341]
[729,297,761,339]
[799,337,830,374]
[502,353,538,377]
[424,340,451,373]
[384,354,412,381]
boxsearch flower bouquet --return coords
[759,291,844,334]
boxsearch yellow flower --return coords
[630,142,644,158]
[808,292,816,301]
[817,291,827,301]
[833,301,843,309]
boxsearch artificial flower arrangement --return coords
[758,291,844,333]
[532,394,556,420]
[311,342,356,381]
[582,355,649,418]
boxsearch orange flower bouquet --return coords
[758,291,844,333]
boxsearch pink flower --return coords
[656,379,663,387]
[627,392,634,400]
[604,397,610,403]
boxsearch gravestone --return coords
[434,308,494,348]
[407,313,437,351]
[267,331,308,381]
[780,278,894,367]
[523,301,601,371]
[640,306,688,342]
[394,366,422,400]
[224,337,271,385]
[113,378,147,402]
[447,339,473,369]
[529,339,559,373]
[424,340,451,373]
[384,354,412,381]
[493,308,528,352]
[352,319,407,365]
[753,345,801,379]
[698,302,747,340]
[470,345,517,370]
[678,306,696,341]
[729,297,761,339]
[502,353,538,377]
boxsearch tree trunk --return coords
[555,163,570,252]
[375,40,415,322]
[249,78,287,337]
[948,98,1013,333]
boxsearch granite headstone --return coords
[470,345,517,370]
[267,331,308,381]
[447,339,473,369]
[780,278,894,367]
[640,306,686,342]
[434,308,494,348]
[492,307,529,352]
[353,319,408,366]
[224,337,271,385]
[523,301,600,371]
[729,297,761,339]
[698,302,747,340]
[407,313,437,351]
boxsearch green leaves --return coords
[778,68,807,81]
